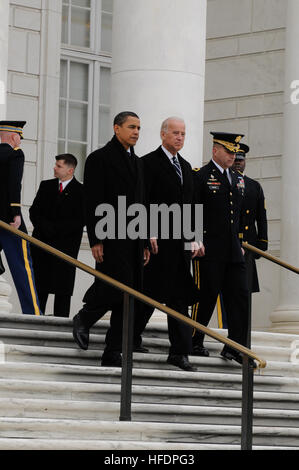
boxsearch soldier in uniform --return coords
[0,121,42,315]
[216,143,268,332]
[191,132,249,364]
[233,143,268,292]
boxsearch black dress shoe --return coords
[101,352,122,367]
[133,345,149,353]
[72,313,89,350]
[192,344,210,357]
[220,348,256,368]
[167,354,197,372]
[221,348,242,364]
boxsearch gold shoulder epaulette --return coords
[193,167,201,172]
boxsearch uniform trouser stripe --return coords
[217,295,223,329]
[21,239,40,316]
[191,259,200,337]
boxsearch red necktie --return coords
[59,182,63,193]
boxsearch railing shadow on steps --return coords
[0,220,269,451]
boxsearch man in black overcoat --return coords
[72,111,150,367]
[134,117,203,372]
[29,154,85,317]
[192,132,250,365]
[0,121,42,315]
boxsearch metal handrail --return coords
[0,220,265,367]
[0,219,267,450]
[242,241,299,274]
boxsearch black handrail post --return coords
[119,292,134,421]
[241,355,254,450]
[246,250,253,349]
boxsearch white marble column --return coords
[270,0,299,333]
[110,0,207,168]
[0,0,9,118]
[0,0,12,313]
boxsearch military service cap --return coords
[210,131,244,153]
[0,121,26,139]
[235,142,249,159]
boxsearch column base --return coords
[0,276,12,314]
[270,305,299,334]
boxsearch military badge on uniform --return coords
[236,174,245,196]
[207,174,221,191]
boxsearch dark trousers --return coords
[192,259,249,348]
[38,291,71,318]
[134,300,192,355]
[77,301,127,355]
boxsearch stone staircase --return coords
[0,312,299,450]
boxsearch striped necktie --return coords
[172,156,183,183]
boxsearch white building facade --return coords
[1,0,298,333]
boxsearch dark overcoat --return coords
[193,160,244,263]
[239,174,268,292]
[0,143,26,230]
[29,178,85,295]
[141,146,200,305]
[82,135,146,307]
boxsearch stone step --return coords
[3,341,298,379]
[1,311,297,364]
[0,341,252,374]
[2,360,299,394]
[0,437,295,451]
[2,312,299,350]
[1,373,299,411]
[1,397,299,427]
[1,416,299,447]
[0,326,293,364]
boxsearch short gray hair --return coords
[160,116,185,133]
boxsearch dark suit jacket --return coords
[0,143,26,231]
[82,135,146,307]
[29,177,85,295]
[141,146,200,305]
[193,160,244,263]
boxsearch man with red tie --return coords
[30,154,85,317]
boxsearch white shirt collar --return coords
[59,177,73,190]
[161,145,178,162]
[212,159,232,183]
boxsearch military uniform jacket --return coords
[29,177,85,295]
[0,144,25,226]
[237,173,268,292]
[239,174,268,254]
[193,160,244,263]
[141,146,200,305]
[82,135,146,307]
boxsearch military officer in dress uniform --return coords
[191,132,249,364]
[233,143,268,291]
[0,121,42,315]
[216,142,268,333]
